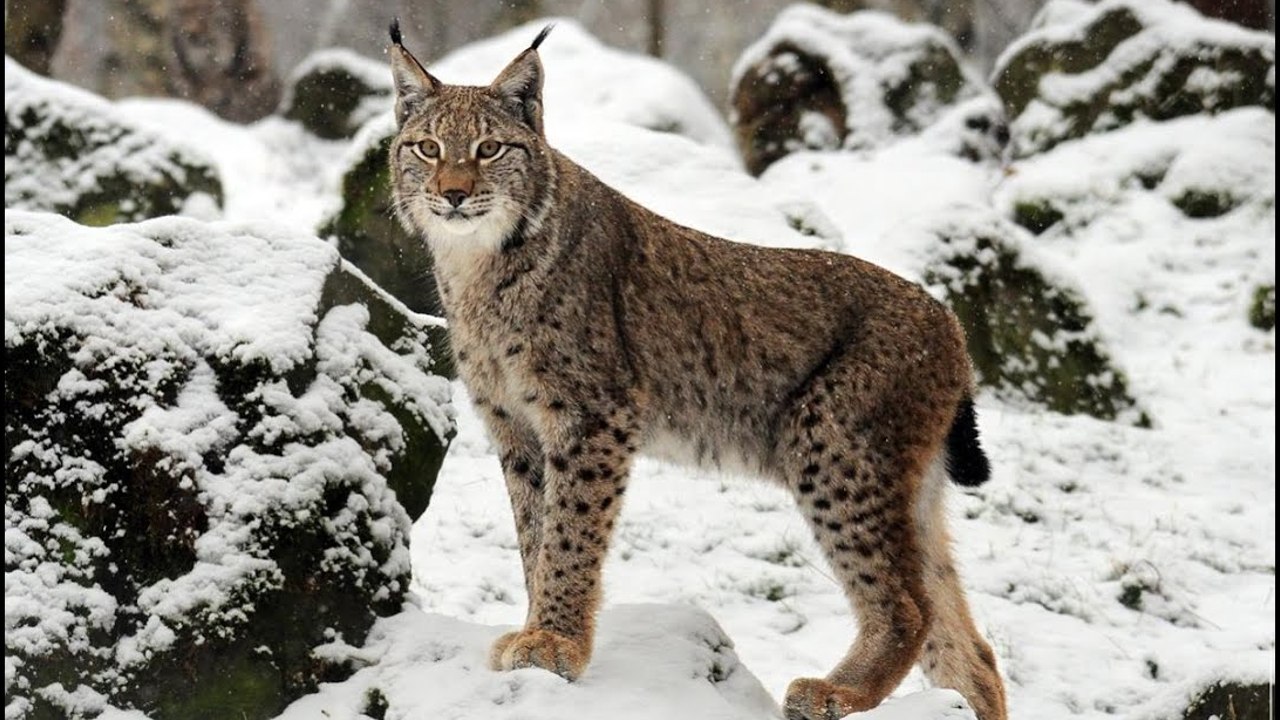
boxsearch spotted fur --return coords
[387,26,1007,720]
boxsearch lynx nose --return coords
[442,189,469,208]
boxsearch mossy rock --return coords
[280,49,393,140]
[4,211,452,720]
[319,118,444,321]
[731,6,999,176]
[923,218,1141,421]
[1182,680,1271,720]
[993,0,1276,157]
[4,56,223,225]
[1012,198,1066,235]
[1170,187,1240,219]
[1249,284,1275,331]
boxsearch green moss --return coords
[364,688,391,720]
[1012,198,1065,235]
[319,132,442,317]
[1172,188,1239,218]
[74,200,126,227]
[926,232,1140,421]
[1118,583,1144,611]
[142,645,286,720]
[1249,284,1275,331]
[282,62,389,140]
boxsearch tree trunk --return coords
[168,0,281,122]
[648,0,664,57]
[99,0,280,123]
[6,0,69,76]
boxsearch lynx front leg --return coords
[494,419,636,680]
[477,409,547,670]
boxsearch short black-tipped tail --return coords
[945,397,990,487]
[389,18,403,45]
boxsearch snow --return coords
[6,11,1276,720]
[4,212,335,373]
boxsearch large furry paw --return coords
[492,628,590,680]
[783,677,876,720]
[488,631,522,671]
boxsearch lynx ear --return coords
[489,24,553,135]
[388,18,440,126]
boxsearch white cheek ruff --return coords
[420,203,519,281]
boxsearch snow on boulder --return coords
[4,211,453,720]
[729,6,1005,176]
[992,0,1276,158]
[994,107,1275,341]
[278,603,976,720]
[917,209,1142,422]
[4,57,224,226]
[279,48,394,140]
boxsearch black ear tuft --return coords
[389,17,403,46]
[530,23,554,51]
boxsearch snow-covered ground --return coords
[19,15,1275,719]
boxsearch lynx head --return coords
[387,21,555,256]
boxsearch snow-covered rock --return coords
[280,49,394,140]
[4,212,453,719]
[278,604,780,720]
[4,57,224,225]
[992,0,1276,157]
[280,603,979,720]
[994,106,1275,357]
[918,209,1141,421]
[730,6,1004,176]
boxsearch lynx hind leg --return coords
[916,457,1008,720]
[778,394,939,719]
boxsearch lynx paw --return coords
[493,628,590,680]
[488,631,522,671]
[783,678,876,720]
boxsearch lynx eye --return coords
[412,139,441,161]
[476,139,503,160]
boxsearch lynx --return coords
[387,22,1007,720]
